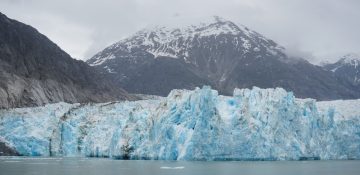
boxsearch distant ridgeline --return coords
[1,86,360,160]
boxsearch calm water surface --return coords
[0,157,359,175]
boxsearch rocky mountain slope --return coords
[323,53,360,87]
[87,16,359,100]
[0,12,133,108]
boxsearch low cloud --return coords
[1,0,359,62]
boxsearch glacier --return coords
[0,86,360,160]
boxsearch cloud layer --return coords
[1,0,359,63]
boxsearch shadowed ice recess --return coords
[0,86,360,160]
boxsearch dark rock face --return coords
[120,57,211,96]
[87,17,359,100]
[223,57,359,100]
[0,142,19,156]
[0,12,133,108]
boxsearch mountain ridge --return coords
[87,16,359,100]
[0,12,134,108]
[323,53,360,86]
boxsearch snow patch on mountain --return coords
[89,54,116,66]
[341,53,360,67]
[329,53,360,72]
[87,16,286,70]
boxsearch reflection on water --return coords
[0,157,359,175]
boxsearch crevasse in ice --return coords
[0,86,359,160]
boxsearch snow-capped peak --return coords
[129,16,248,43]
[326,53,360,72]
[340,53,360,65]
[88,16,286,67]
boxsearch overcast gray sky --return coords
[0,0,359,64]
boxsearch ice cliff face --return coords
[1,87,360,160]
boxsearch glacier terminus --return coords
[1,86,360,160]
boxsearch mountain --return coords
[0,12,133,108]
[87,16,359,100]
[323,53,360,86]
[1,86,360,159]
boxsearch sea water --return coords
[0,157,359,175]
